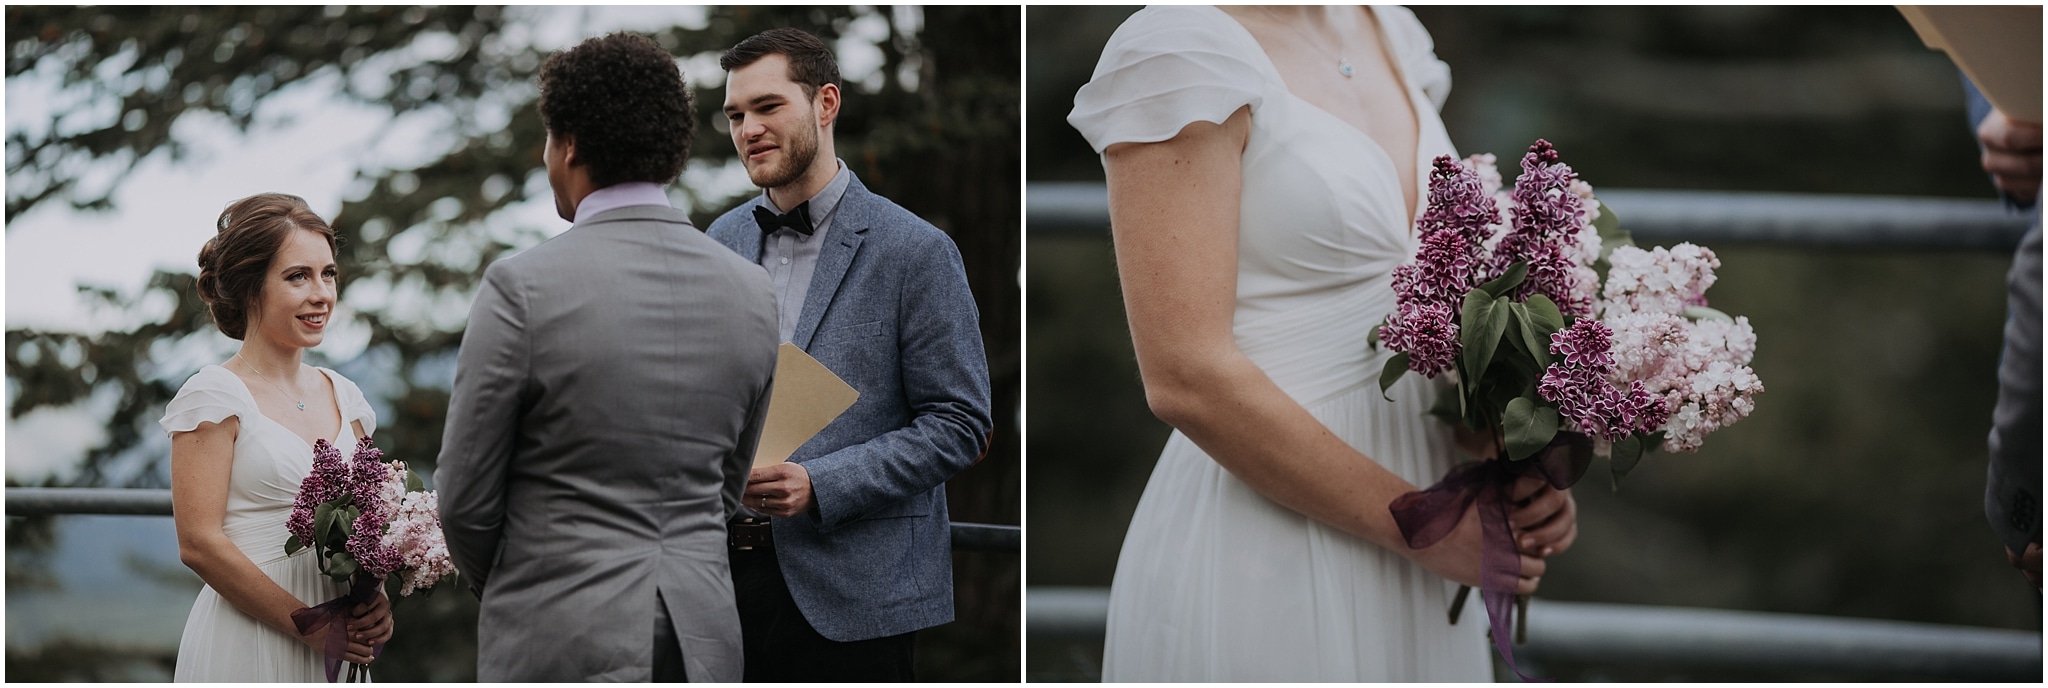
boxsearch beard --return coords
[546,158,575,221]
[748,106,821,191]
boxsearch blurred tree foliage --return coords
[6,5,1017,681]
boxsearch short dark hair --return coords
[719,27,842,101]
[537,32,694,187]
[197,193,338,341]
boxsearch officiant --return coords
[706,28,995,681]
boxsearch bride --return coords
[160,193,394,681]
[1068,6,1579,681]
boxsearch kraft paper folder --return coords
[1897,5,2042,122]
[753,342,860,468]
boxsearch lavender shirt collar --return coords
[573,182,671,224]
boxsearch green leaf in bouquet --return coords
[1459,292,1512,391]
[1379,352,1411,402]
[1682,305,1734,323]
[1591,205,1633,283]
[405,468,424,494]
[1505,302,1554,369]
[1503,396,1561,460]
[1426,382,1463,424]
[327,552,359,579]
[285,533,303,556]
[1592,202,1632,261]
[1367,322,1383,350]
[1478,261,1529,298]
[314,503,338,552]
[1609,433,1646,490]
[1481,368,1528,429]
[1522,294,1565,334]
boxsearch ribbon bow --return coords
[291,573,385,682]
[753,201,814,237]
[1389,431,1592,682]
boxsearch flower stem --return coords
[1448,584,1472,624]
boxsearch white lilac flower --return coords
[1600,243,1720,318]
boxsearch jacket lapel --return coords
[793,178,873,349]
[732,198,767,263]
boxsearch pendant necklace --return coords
[236,355,306,411]
[1264,9,1355,78]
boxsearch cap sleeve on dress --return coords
[326,370,379,439]
[1067,6,1269,153]
[159,367,246,436]
[1375,6,1452,111]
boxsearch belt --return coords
[728,517,772,550]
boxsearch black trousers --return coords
[729,543,917,682]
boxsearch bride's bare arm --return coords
[1103,106,1540,592]
[171,418,379,661]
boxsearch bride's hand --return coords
[1509,478,1578,559]
[1407,500,1545,595]
[344,590,395,658]
[295,624,379,664]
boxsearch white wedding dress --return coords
[1069,5,1493,681]
[159,364,378,682]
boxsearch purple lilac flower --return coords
[1488,140,1594,317]
[353,440,408,577]
[1381,156,1499,377]
[288,439,349,547]
[1537,319,1669,441]
[1416,155,1501,252]
[1384,302,1461,377]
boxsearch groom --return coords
[437,33,779,681]
[708,28,994,681]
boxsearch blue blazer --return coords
[708,173,993,641]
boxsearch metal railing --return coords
[1024,185,2040,679]
[1028,181,2035,250]
[1028,586,2042,681]
[3,488,1020,552]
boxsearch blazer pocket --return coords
[816,320,883,344]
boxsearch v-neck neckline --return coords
[1215,5,1429,229]
[216,364,347,454]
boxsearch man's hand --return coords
[746,462,815,518]
[2007,542,2041,589]
[1978,110,2042,206]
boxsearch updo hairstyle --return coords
[196,193,338,340]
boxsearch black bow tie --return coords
[754,202,815,237]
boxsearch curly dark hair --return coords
[197,193,338,341]
[537,32,694,187]
[719,27,841,101]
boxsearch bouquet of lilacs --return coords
[285,437,458,682]
[1367,140,1761,679]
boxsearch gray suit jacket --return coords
[1967,78,2042,551]
[437,205,779,681]
[708,174,993,642]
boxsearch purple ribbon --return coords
[291,573,384,682]
[1389,431,1592,682]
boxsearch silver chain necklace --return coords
[1263,8,1356,78]
[235,355,306,411]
